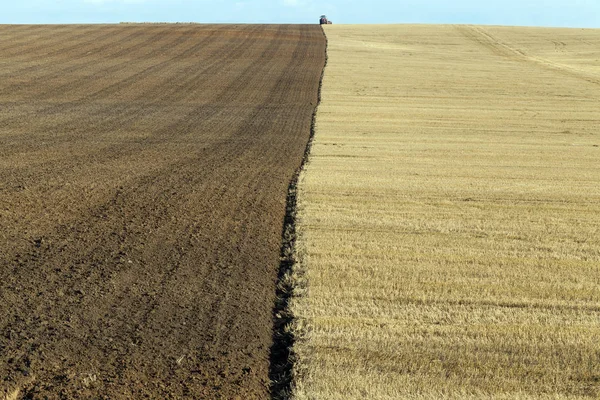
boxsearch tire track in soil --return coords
[456,25,600,86]
[0,24,326,399]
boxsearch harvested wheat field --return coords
[0,24,325,399]
[291,25,600,399]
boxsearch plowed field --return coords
[0,24,325,399]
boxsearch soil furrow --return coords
[0,26,196,117]
[0,25,142,80]
[0,25,267,173]
[0,24,233,137]
[0,24,76,55]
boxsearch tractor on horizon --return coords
[319,15,333,25]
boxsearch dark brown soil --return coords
[0,24,325,399]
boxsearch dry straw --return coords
[291,24,600,399]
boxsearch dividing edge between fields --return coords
[269,25,329,400]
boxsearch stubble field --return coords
[291,25,600,399]
[0,24,325,399]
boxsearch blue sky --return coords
[1,0,599,27]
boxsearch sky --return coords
[0,0,599,28]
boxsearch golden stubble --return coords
[290,25,600,399]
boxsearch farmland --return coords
[291,25,600,398]
[0,24,325,398]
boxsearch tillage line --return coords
[269,25,328,400]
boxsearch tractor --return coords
[319,15,332,24]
